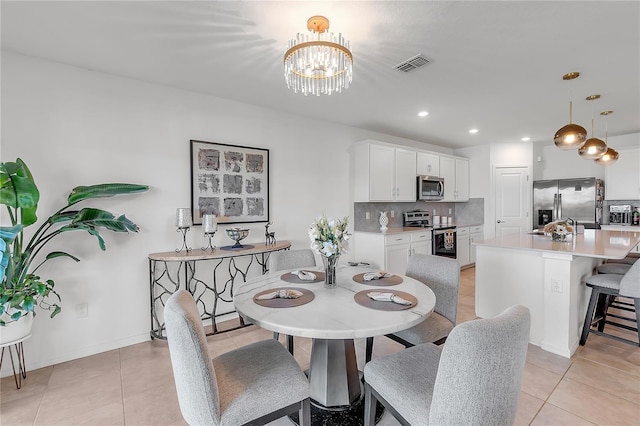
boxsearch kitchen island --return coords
[475,229,640,358]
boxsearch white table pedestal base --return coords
[309,339,361,408]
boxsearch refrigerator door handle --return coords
[553,194,558,221]
[558,194,562,219]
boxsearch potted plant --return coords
[0,158,148,341]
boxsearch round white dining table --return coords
[234,265,436,410]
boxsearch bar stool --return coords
[0,333,31,389]
[597,263,632,275]
[606,252,640,265]
[580,261,640,347]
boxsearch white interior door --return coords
[495,167,530,237]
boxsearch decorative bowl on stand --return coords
[225,228,250,249]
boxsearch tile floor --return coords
[1,267,639,425]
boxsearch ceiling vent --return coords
[394,54,430,73]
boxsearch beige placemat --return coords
[353,290,417,311]
[253,287,315,308]
[352,273,403,286]
[280,271,325,284]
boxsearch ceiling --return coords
[2,1,639,149]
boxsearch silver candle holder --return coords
[175,208,192,253]
[201,214,218,251]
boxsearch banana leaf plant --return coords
[0,158,148,325]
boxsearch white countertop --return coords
[354,222,483,235]
[233,265,436,339]
[476,229,640,259]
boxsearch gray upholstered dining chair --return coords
[364,305,531,426]
[268,249,316,272]
[366,253,460,362]
[164,290,311,426]
[268,249,317,355]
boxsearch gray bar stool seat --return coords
[606,252,639,265]
[597,263,632,275]
[580,260,640,347]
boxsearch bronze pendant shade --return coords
[579,137,607,159]
[594,147,619,165]
[554,122,587,150]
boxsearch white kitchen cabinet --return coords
[456,226,470,267]
[354,230,432,274]
[469,225,484,264]
[353,142,417,202]
[605,146,640,200]
[411,231,433,256]
[385,242,412,275]
[439,157,469,202]
[416,152,440,177]
[455,158,470,201]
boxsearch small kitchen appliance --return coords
[403,210,431,227]
[609,205,632,225]
[417,176,444,201]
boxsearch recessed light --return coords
[521,137,531,142]
[469,129,478,134]
[418,111,429,117]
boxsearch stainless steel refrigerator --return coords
[532,178,604,230]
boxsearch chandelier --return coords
[284,16,353,96]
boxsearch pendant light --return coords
[578,95,608,159]
[594,111,619,165]
[554,72,587,150]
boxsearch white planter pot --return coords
[0,312,34,346]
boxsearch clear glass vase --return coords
[321,254,340,288]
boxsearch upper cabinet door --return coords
[369,144,396,201]
[605,147,640,200]
[416,152,440,177]
[455,158,469,201]
[395,149,417,201]
[439,156,456,201]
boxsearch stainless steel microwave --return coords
[417,176,444,201]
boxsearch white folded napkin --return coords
[257,289,304,300]
[291,270,316,281]
[367,292,412,305]
[363,271,392,281]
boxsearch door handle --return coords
[497,220,504,223]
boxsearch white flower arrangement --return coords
[308,215,351,257]
[543,220,574,236]
[543,220,574,241]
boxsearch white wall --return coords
[532,133,640,181]
[0,51,449,374]
[456,142,533,239]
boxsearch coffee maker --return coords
[609,205,632,225]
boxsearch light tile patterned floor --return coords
[1,267,638,425]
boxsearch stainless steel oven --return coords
[432,226,457,258]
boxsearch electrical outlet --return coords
[448,208,452,214]
[390,210,395,218]
[551,278,563,293]
[365,211,370,220]
[76,302,88,318]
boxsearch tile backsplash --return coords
[354,198,484,231]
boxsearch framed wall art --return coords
[190,140,269,225]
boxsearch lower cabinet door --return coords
[385,244,411,275]
[412,241,432,256]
